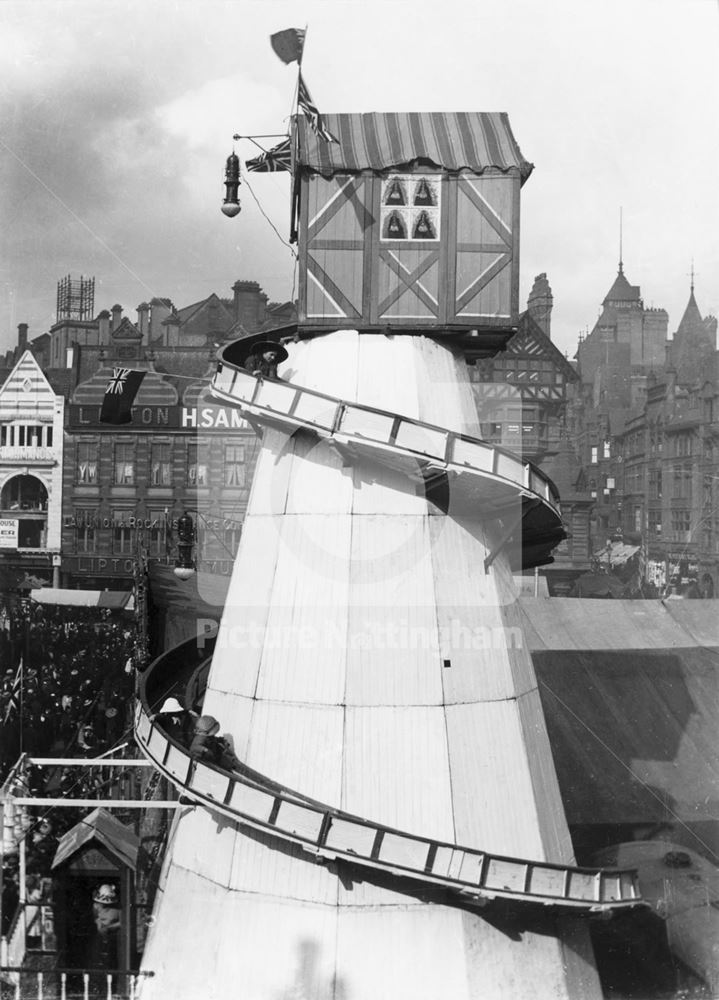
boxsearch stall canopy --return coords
[30,588,135,610]
[52,807,139,871]
[294,111,534,181]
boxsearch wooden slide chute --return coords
[135,635,644,916]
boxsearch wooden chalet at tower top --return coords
[292,111,533,357]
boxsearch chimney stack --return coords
[17,323,28,352]
[527,273,553,339]
[98,310,111,345]
[111,304,123,331]
[137,302,150,341]
[233,280,263,331]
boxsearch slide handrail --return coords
[136,637,644,916]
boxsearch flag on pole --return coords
[100,369,146,425]
[297,73,337,143]
[3,657,22,723]
[245,138,292,173]
[270,28,306,64]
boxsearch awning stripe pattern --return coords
[294,112,534,182]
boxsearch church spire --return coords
[618,206,623,274]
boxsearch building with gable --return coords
[572,265,719,597]
[470,275,579,460]
[61,303,261,591]
[0,351,65,589]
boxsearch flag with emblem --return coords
[100,368,146,424]
[245,138,292,173]
[3,657,22,724]
[270,28,306,65]
[297,73,337,143]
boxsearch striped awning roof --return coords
[294,112,533,183]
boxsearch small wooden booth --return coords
[50,808,138,973]
[293,111,533,354]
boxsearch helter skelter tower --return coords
[136,113,643,999]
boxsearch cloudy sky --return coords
[1,0,717,360]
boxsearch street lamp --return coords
[174,512,196,581]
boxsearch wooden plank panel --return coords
[227,825,339,905]
[335,907,471,1000]
[445,701,546,858]
[243,428,294,516]
[345,514,443,707]
[458,851,485,886]
[568,872,599,901]
[199,691,254,761]
[379,832,430,871]
[245,701,344,806]
[484,858,527,893]
[192,761,231,803]
[288,330,359,402]
[516,687,575,862]
[324,816,376,857]
[275,800,325,842]
[285,433,354,515]
[228,781,277,823]
[430,845,455,878]
[208,513,282,699]
[164,743,191,783]
[528,865,568,899]
[256,514,350,706]
[429,515,535,702]
[343,706,454,841]
[165,807,237,888]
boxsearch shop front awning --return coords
[30,588,135,610]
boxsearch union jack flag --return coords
[246,138,292,173]
[3,657,22,724]
[298,73,337,143]
[100,368,146,424]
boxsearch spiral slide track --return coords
[138,332,643,1000]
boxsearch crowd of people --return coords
[0,598,137,782]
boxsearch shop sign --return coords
[69,405,248,430]
[0,519,18,549]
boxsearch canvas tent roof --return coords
[52,807,139,871]
[294,111,533,182]
[30,588,134,610]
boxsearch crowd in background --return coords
[1,597,140,945]
[1,598,136,782]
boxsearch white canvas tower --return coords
[135,109,644,999]
[136,331,614,999]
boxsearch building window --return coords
[45,426,53,448]
[76,513,96,553]
[114,443,135,485]
[187,442,208,486]
[224,518,242,554]
[77,442,98,484]
[147,511,168,557]
[225,445,245,487]
[591,446,598,463]
[603,440,611,459]
[113,511,134,554]
[151,443,172,486]
[671,509,691,535]
[634,507,642,532]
